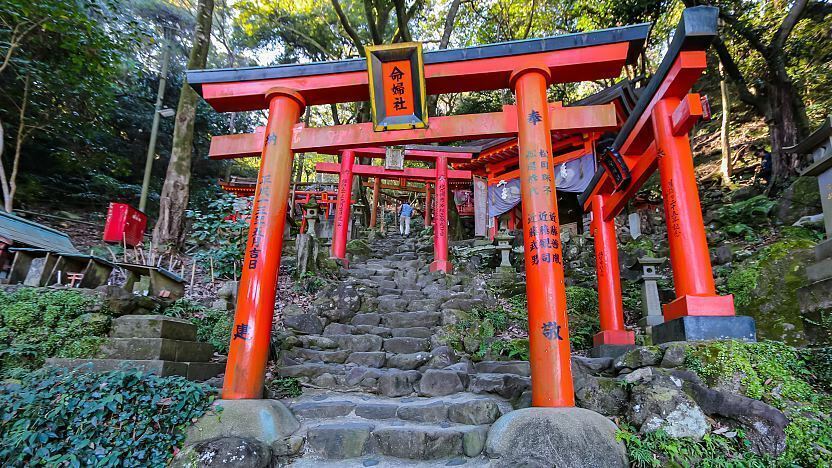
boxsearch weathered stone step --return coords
[383,337,430,354]
[99,338,214,362]
[111,315,196,341]
[45,358,223,381]
[381,312,441,328]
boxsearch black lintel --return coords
[186,23,651,94]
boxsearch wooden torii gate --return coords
[313,146,472,272]
[187,9,745,404]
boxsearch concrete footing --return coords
[651,316,757,344]
[185,399,300,446]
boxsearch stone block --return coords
[99,338,214,362]
[46,358,188,377]
[351,313,381,326]
[172,436,271,468]
[330,334,383,352]
[291,401,355,418]
[111,315,197,341]
[485,407,627,467]
[377,370,421,397]
[468,373,530,400]
[323,323,355,336]
[396,401,448,423]
[461,426,488,457]
[185,399,300,446]
[807,257,832,283]
[373,427,463,459]
[448,399,500,425]
[346,351,386,368]
[381,312,441,328]
[355,403,399,419]
[386,352,431,370]
[306,422,372,459]
[186,362,226,381]
[591,344,637,359]
[418,369,467,397]
[283,314,324,335]
[290,348,351,364]
[474,361,529,377]
[383,337,429,354]
[390,327,433,338]
[652,316,757,344]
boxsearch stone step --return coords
[381,312,441,328]
[390,327,433,338]
[99,338,214,362]
[473,360,530,377]
[383,337,430,354]
[45,358,224,381]
[110,315,196,341]
[287,348,351,364]
[329,334,383,352]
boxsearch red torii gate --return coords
[314,147,472,272]
[187,10,741,404]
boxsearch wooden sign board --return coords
[384,146,405,170]
[366,42,428,132]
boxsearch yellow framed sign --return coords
[366,42,428,132]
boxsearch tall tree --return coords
[686,0,823,188]
[153,0,215,248]
[719,60,733,187]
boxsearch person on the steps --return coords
[399,200,413,237]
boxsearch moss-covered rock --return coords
[775,176,821,225]
[726,237,816,345]
[346,239,371,257]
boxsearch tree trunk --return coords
[719,62,732,187]
[152,0,214,248]
[766,71,805,190]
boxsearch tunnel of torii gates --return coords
[190,6,748,405]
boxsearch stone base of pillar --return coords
[637,315,665,328]
[651,316,757,344]
[429,259,452,273]
[592,329,635,346]
[590,344,637,359]
[663,294,736,321]
[495,265,516,276]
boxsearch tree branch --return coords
[0,18,47,75]
[772,0,809,51]
[330,0,366,55]
[712,37,766,115]
[521,0,537,40]
[363,0,382,44]
[439,0,462,49]
[392,0,412,42]
[717,10,769,54]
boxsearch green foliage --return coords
[0,367,216,466]
[685,340,832,466]
[489,338,529,361]
[725,267,759,310]
[715,195,776,227]
[0,289,109,377]
[617,425,768,468]
[187,193,250,280]
[801,346,832,392]
[565,286,600,351]
[158,299,231,354]
[445,303,523,361]
[267,376,302,398]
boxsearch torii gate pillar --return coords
[430,156,451,273]
[590,194,635,357]
[224,88,304,399]
[652,99,735,320]
[424,183,432,226]
[332,150,355,261]
[369,177,381,228]
[512,66,574,407]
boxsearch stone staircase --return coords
[47,314,225,381]
[277,234,536,464]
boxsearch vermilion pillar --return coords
[424,183,432,226]
[652,98,735,320]
[370,177,381,228]
[224,88,304,399]
[430,156,451,272]
[511,66,574,407]
[332,150,355,261]
[590,194,635,346]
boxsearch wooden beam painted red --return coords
[671,93,703,136]
[315,162,471,181]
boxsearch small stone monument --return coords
[494,229,515,275]
[788,116,832,344]
[630,257,666,331]
[303,200,321,238]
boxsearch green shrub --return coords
[0,367,216,466]
[685,340,832,466]
[617,425,768,467]
[187,193,249,280]
[0,290,109,377]
[267,376,303,398]
[159,299,231,354]
[565,286,600,351]
[715,195,776,226]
